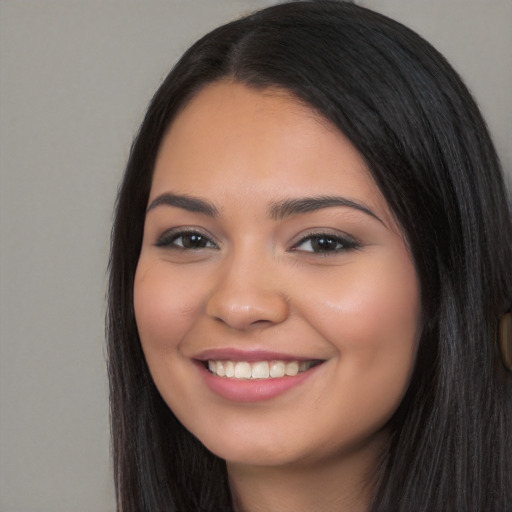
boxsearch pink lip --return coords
[194,348,316,362]
[194,359,324,403]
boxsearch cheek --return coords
[299,254,420,375]
[133,261,201,354]
[303,257,420,447]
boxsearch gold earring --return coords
[499,311,512,371]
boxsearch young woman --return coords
[107,1,512,511]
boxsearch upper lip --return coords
[193,348,324,363]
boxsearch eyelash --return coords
[155,229,218,250]
[291,231,361,254]
[155,229,360,254]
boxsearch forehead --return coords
[151,80,395,226]
[157,80,341,164]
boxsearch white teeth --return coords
[206,359,318,379]
[234,362,251,379]
[216,361,226,377]
[285,361,299,376]
[251,361,270,379]
[225,361,235,378]
[269,360,285,378]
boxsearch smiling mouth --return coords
[205,359,323,380]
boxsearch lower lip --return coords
[196,361,323,403]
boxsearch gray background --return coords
[1,1,510,511]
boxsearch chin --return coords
[198,430,307,468]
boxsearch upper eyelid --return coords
[153,226,360,249]
[290,230,361,252]
[292,229,359,244]
[155,227,219,247]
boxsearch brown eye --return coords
[309,236,341,252]
[178,233,210,249]
[156,230,218,250]
[293,233,360,254]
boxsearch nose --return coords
[205,252,289,331]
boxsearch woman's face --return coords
[134,81,420,468]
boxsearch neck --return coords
[227,433,385,512]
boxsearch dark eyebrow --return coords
[146,193,218,216]
[269,195,382,223]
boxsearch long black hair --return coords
[107,1,512,510]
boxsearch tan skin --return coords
[134,81,421,512]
